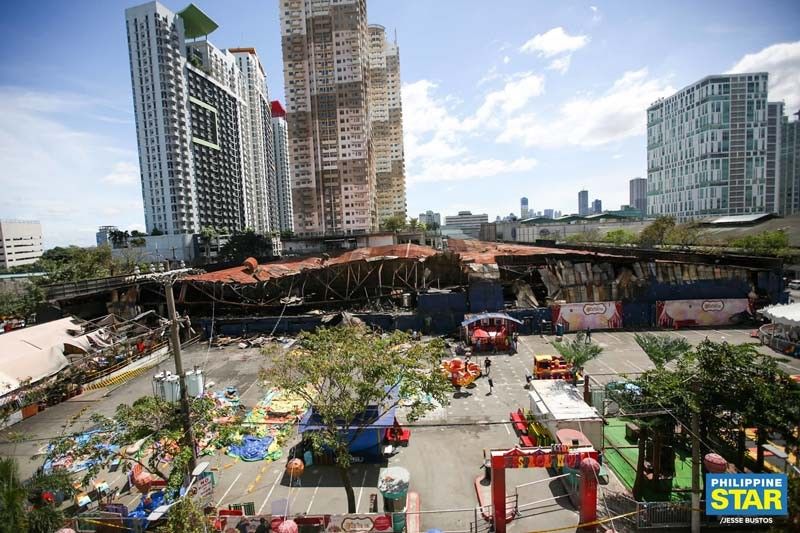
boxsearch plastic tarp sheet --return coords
[761,303,800,327]
[227,435,276,462]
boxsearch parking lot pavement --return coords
[3,326,796,531]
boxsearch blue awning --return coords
[298,404,397,433]
[461,313,523,327]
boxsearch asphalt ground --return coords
[1,327,797,533]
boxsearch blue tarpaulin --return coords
[227,435,275,462]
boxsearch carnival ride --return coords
[533,354,581,381]
[441,357,482,387]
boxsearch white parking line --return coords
[503,422,511,435]
[355,469,368,512]
[217,473,242,507]
[602,332,622,343]
[258,469,284,514]
[306,472,323,514]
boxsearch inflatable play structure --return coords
[533,354,582,383]
[441,357,481,387]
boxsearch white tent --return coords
[0,317,88,396]
[760,303,800,327]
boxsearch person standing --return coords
[585,327,592,344]
[487,377,494,395]
[255,518,269,533]
[524,367,533,389]
[484,357,492,376]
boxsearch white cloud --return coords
[547,56,571,74]
[728,41,800,112]
[468,72,545,128]
[101,161,139,185]
[503,56,511,64]
[590,6,602,23]
[497,68,675,147]
[520,27,589,57]
[402,80,540,185]
[0,87,142,247]
[411,158,538,183]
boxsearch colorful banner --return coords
[552,301,623,331]
[656,299,752,328]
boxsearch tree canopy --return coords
[218,230,274,262]
[263,325,451,512]
[380,215,407,232]
[552,331,603,384]
[46,396,238,494]
[638,216,676,248]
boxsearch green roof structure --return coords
[178,4,218,39]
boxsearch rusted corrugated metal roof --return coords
[446,239,611,264]
[184,243,437,284]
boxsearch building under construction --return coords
[178,239,786,335]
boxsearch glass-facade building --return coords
[647,73,781,221]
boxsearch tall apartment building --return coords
[270,100,294,233]
[779,109,800,215]
[592,199,602,214]
[125,2,278,235]
[281,0,376,236]
[578,190,589,216]
[0,220,43,269]
[419,210,441,228]
[520,197,529,219]
[444,211,488,239]
[647,73,781,220]
[369,24,406,223]
[629,177,647,216]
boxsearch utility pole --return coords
[691,404,701,533]
[165,279,197,472]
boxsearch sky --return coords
[0,1,798,247]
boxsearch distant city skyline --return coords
[0,1,798,246]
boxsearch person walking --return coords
[484,357,492,376]
[524,367,533,389]
[256,518,269,533]
[585,327,592,344]
[487,377,494,395]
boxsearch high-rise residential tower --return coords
[779,109,800,215]
[592,199,602,214]
[270,100,294,233]
[629,177,647,215]
[125,2,277,235]
[419,210,441,228]
[520,197,529,219]
[647,73,781,220]
[369,24,406,223]
[0,220,43,269]
[578,190,589,216]
[280,0,376,236]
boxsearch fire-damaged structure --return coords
[178,240,786,335]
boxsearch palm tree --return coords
[553,331,603,385]
[199,226,218,264]
[0,457,27,530]
[634,333,690,369]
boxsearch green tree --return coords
[156,496,209,533]
[552,331,603,385]
[380,215,406,232]
[218,230,273,262]
[0,457,27,531]
[664,222,702,249]
[638,216,676,247]
[47,396,238,494]
[407,218,420,230]
[263,326,451,512]
[151,227,165,236]
[602,229,637,246]
[728,230,790,256]
[199,226,218,263]
[108,229,130,248]
[634,333,690,369]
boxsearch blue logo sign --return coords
[705,474,788,516]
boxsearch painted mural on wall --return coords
[656,299,752,328]
[552,301,623,331]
